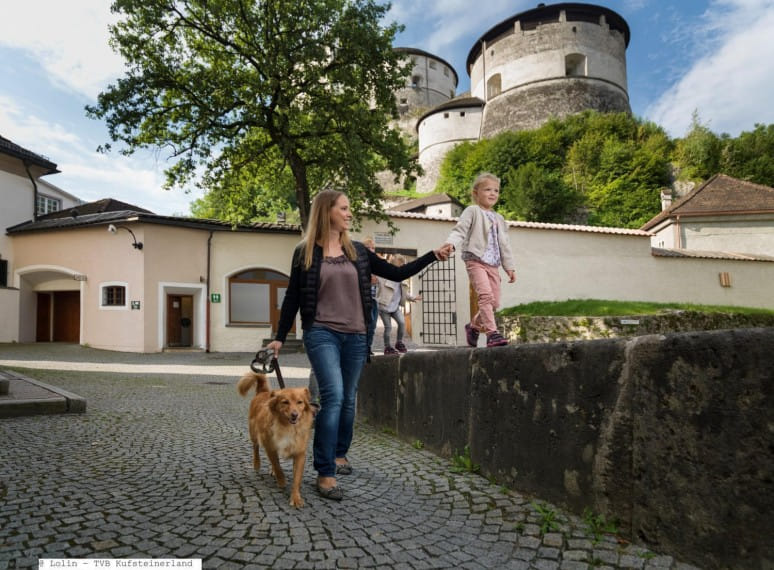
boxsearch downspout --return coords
[675,215,682,248]
[206,230,214,352]
[23,162,38,222]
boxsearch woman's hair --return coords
[471,172,500,204]
[302,189,356,269]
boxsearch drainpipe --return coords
[23,162,38,222]
[206,230,214,352]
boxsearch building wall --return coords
[417,106,482,192]
[359,215,774,347]
[651,216,774,256]
[208,230,302,353]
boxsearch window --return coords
[36,195,61,215]
[0,259,7,287]
[102,285,126,307]
[460,112,466,117]
[565,53,587,76]
[443,67,449,77]
[229,268,288,325]
[429,61,437,69]
[443,113,449,119]
[411,75,422,88]
[400,98,408,104]
[487,74,502,99]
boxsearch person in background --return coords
[266,190,451,501]
[376,254,422,354]
[443,172,516,348]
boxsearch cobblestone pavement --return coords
[0,344,701,569]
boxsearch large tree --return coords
[87,0,417,227]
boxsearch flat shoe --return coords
[336,463,353,475]
[316,484,343,501]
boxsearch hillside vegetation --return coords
[436,111,774,229]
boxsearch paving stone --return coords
[0,348,704,569]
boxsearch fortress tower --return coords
[469,2,630,138]
[413,2,631,193]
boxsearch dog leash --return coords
[250,348,286,389]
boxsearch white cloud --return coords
[646,0,774,137]
[0,0,123,100]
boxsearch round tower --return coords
[393,48,458,142]
[467,2,631,138]
[416,97,484,193]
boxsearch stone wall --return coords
[357,328,774,569]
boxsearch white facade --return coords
[416,101,483,192]
[0,147,81,343]
[394,47,458,118]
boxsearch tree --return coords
[503,162,581,223]
[674,111,722,180]
[87,0,417,228]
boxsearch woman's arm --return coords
[369,249,439,281]
[273,247,303,344]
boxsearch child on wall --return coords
[376,254,422,354]
[443,172,516,347]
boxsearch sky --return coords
[1,0,773,217]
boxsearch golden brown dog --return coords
[237,371,313,507]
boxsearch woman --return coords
[267,190,450,500]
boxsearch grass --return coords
[532,501,560,535]
[499,299,774,317]
[450,445,480,474]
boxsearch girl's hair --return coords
[471,172,500,204]
[302,189,356,269]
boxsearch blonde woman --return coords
[267,190,450,500]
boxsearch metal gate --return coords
[418,255,457,345]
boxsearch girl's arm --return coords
[444,206,476,250]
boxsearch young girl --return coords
[443,173,516,347]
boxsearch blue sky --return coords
[1,0,773,216]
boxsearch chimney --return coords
[660,189,673,211]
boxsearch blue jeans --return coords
[303,325,367,478]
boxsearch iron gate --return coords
[418,255,457,345]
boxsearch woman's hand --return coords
[265,340,283,358]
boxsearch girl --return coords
[266,190,449,500]
[443,173,516,347]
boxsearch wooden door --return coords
[167,295,182,346]
[36,293,52,342]
[53,291,80,342]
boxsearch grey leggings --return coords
[379,308,405,346]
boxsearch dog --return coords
[237,371,313,508]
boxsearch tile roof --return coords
[0,135,59,173]
[6,200,301,235]
[641,174,774,230]
[385,209,652,236]
[652,247,774,263]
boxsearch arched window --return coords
[411,75,422,88]
[487,74,501,100]
[565,53,587,76]
[229,268,288,326]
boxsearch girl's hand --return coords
[506,270,516,283]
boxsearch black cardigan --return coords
[274,241,438,343]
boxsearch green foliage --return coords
[531,501,560,535]
[720,123,774,187]
[450,445,480,474]
[503,162,582,222]
[412,440,424,450]
[583,508,619,544]
[434,111,673,228]
[499,299,774,317]
[675,111,722,180]
[87,0,417,227]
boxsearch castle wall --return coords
[395,50,457,121]
[470,16,628,102]
[480,78,630,138]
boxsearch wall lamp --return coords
[107,224,143,250]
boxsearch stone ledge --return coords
[0,370,86,417]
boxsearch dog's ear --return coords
[268,391,281,413]
[302,388,312,408]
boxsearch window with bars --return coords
[102,285,126,307]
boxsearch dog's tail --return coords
[237,371,270,397]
